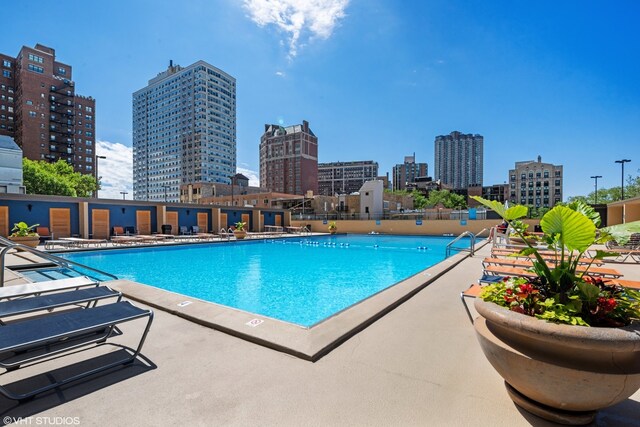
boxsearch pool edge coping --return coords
[107,239,489,362]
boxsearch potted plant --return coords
[233,221,247,239]
[328,221,337,235]
[9,221,41,248]
[471,196,640,425]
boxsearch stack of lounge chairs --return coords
[0,274,153,401]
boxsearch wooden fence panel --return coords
[136,210,151,235]
[92,209,110,239]
[166,211,178,235]
[50,208,71,238]
[197,212,208,232]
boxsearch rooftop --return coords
[1,243,639,425]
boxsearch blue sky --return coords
[4,0,639,199]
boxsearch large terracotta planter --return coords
[233,230,247,240]
[474,299,640,425]
[9,235,40,248]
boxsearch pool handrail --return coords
[0,236,118,287]
[446,231,476,257]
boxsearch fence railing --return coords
[292,210,488,222]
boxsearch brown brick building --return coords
[0,44,96,176]
[259,120,318,195]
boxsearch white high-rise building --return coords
[133,61,236,201]
[434,131,483,189]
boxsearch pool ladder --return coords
[445,228,487,258]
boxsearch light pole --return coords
[162,184,170,203]
[95,155,106,198]
[614,159,631,200]
[590,175,602,204]
[120,191,128,200]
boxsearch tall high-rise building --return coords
[434,131,483,189]
[259,120,318,195]
[133,60,236,201]
[392,155,427,191]
[509,156,563,208]
[318,160,378,195]
[0,44,96,176]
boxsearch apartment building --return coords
[509,156,563,208]
[133,60,236,201]
[259,120,318,195]
[434,131,483,189]
[392,155,427,191]
[0,44,96,176]
[318,160,378,195]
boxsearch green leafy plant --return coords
[10,221,40,237]
[472,196,640,327]
[328,221,337,232]
[234,221,246,232]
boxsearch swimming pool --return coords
[60,234,468,327]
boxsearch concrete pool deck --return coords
[1,244,639,426]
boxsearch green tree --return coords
[424,190,466,209]
[411,191,428,209]
[23,158,97,197]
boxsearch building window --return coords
[2,70,10,78]
[58,67,66,75]
[28,53,44,63]
[26,100,33,105]
[2,60,10,67]
[27,64,44,74]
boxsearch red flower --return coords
[597,297,617,313]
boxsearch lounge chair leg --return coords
[460,293,475,324]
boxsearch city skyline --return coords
[2,0,639,200]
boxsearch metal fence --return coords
[292,209,489,222]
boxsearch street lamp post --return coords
[95,155,106,198]
[590,175,602,204]
[614,159,631,200]
[120,191,128,200]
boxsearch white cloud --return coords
[95,140,133,200]
[237,165,260,187]
[275,70,286,77]
[243,0,349,59]
[94,141,262,199]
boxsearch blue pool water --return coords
[60,235,468,327]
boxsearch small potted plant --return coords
[328,221,337,235]
[9,221,41,248]
[233,221,247,239]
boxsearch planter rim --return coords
[475,299,640,351]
